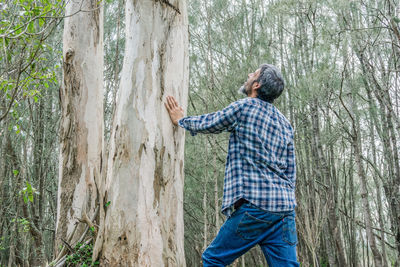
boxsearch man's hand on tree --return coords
[165,96,184,126]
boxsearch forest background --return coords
[0,0,400,266]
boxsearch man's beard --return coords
[238,82,248,96]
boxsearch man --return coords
[165,63,299,267]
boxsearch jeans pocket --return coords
[236,212,271,240]
[283,215,298,245]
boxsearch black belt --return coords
[234,198,249,210]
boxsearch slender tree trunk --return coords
[0,114,7,230]
[213,136,219,231]
[7,135,17,267]
[203,136,208,252]
[54,0,104,259]
[22,98,46,266]
[203,183,208,251]
[7,136,24,266]
[310,100,347,266]
[349,156,358,267]
[367,87,389,267]
[359,52,400,264]
[340,39,383,265]
[95,0,188,265]
[351,110,383,267]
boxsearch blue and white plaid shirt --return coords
[178,97,296,216]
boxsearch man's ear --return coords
[253,82,261,90]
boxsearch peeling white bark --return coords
[55,0,104,257]
[95,0,188,265]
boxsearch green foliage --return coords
[18,181,39,203]
[0,0,62,127]
[11,217,30,232]
[319,257,329,267]
[0,0,62,38]
[65,241,100,267]
[0,236,6,251]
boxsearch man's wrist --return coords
[172,115,183,126]
[176,117,183,126]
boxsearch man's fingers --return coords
[166,97,172,109]
[172,96,179,107]
[164,98,171,110]
[171,96,178,109]
[164,101,171,111]
[167,96,180,109]
[167,96,176,109]
[166,96,183,113]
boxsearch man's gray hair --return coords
[256,64,285,103]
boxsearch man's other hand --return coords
[165,96,184,126]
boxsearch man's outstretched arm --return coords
[165,95,243,136]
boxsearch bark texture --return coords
[95,0,188,266]
[54,0,104,257]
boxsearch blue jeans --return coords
[202,202,300,267]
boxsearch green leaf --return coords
[28,22,34,33]
[13,170,19,176]
[105,201,111,207]
[393,16,400,24]
[32,7,40,16]
[26,182,33,202]
[44,4,51,13]
[23,194,28,204]
[12,110,18,118]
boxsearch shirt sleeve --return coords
[284,133,296,185]
[177,99,244,136]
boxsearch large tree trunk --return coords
[54,0,104,259]
[95,0,188,265]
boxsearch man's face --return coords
[239,68,261,96]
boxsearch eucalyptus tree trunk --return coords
[54,0,104,258]
[94,0,188,265]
